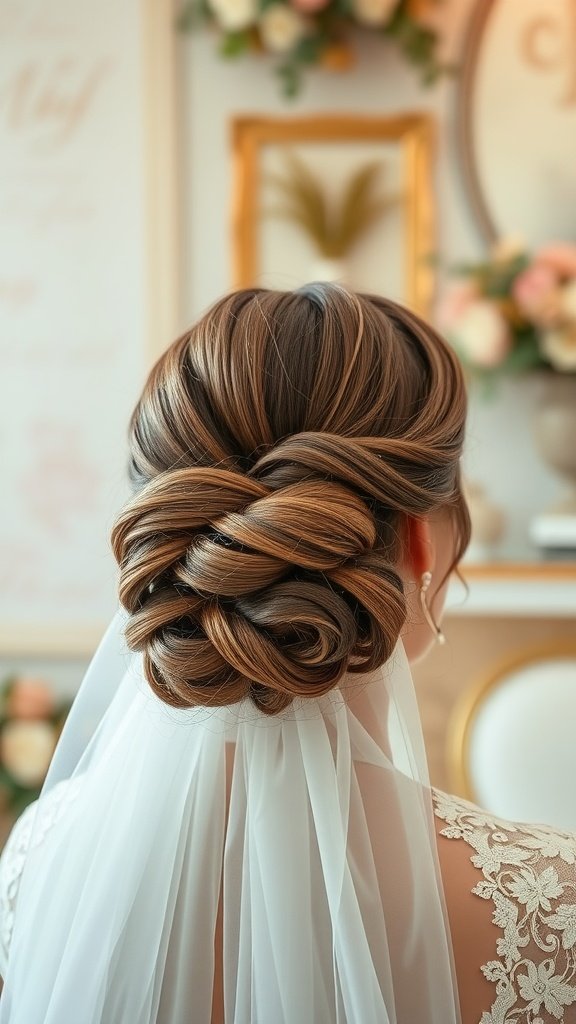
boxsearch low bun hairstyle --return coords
[111,285,470,715]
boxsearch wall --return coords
[174,0,564,550]
[172,4,576,800]
[2,2,571,800]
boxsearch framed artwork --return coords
[0,0,179,655]
[459,0,576,245]
[231,114,435,316]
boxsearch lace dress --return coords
[2,784,576,1023]
[432,789,576,1023]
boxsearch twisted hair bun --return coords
[111,463,406,714]
[112,285,470,714]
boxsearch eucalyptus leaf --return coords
[276,61,302,99]
[503,337,546,372]
[219,30,251,57]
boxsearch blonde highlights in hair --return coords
[111,285,470,715]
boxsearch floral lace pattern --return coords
[432,788,576,1024]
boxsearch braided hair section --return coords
[111,452,407,715]
[111,285,470,713]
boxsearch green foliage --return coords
[502,331,545,372]
[175,0,210,30]
[0,764,39,815]
[383,4,443,85]
[265,150,396,257]
[0,673,74,824]
[276,61,302,99]
[219,30,252,57]
[176,0,446,98]
[479,255,531,299]
[447,248,557,392]
[276,35,326,97]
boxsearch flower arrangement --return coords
[0,675,72,817]
[441,240,576,386]
[176,0,444,97]
[266,150,395,258]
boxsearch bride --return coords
[0,283,575,1023]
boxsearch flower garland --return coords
[177,0,444,97]
[440,240,576,386]
[0,675,72,818]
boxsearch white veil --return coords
[0,604,462,1023]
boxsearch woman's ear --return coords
[399,515,435,580]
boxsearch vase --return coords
[461,478,506,561]
[533,372,576,515]
[309,257,347,284]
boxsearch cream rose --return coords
[491,234,527,263]
[560,279,576,322]
[540,324,576,371]
[452,299,511,368]
[352,0,397,26]
[259,4,307,52]
[1,720,56,787]
[208,0,258,31]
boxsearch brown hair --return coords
[111,284,470,715]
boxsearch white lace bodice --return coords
[432,788,576,1023]
[2,784,576,1023]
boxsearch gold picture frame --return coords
[231,114,435,316]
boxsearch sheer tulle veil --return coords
[0,604,462,1023]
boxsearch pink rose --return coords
[450,299,512,368]
[291,0,329,11]
[436,280,480,332]
[535,242,576,279]
[6,678,56,719]
[512,263,560,325]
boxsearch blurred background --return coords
[1,0,575,837]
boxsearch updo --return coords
[111,285,470,715]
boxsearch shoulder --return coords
[0,777,82,978]
[431,786,576,1023]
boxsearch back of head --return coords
[111,283,470,715]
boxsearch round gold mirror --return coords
[459,0,576,244]
[448,643,576,830]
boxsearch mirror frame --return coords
[447,641,576,802]
[457,0,500,243]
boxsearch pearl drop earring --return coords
[419,571,446,645]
